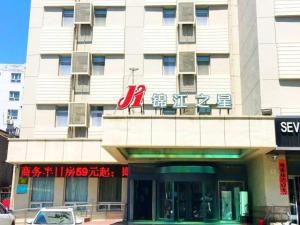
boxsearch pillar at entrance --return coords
[247,154,289,223]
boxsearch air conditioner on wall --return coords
[178,24,196,43]
[71,52,90,75]
[74,2,93,25]
[68,103,88,127]
[179,74,197,94]
[74,75,90,94]
[178,2,195,24]
[178,51,196,74]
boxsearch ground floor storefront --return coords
[127,163,248,223]
[7,116,298,224]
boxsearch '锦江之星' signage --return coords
[117,85,232,111]
[275,117,300,148]
[19,165,128,178]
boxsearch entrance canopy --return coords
[103,116,276,163]
[118,148,252,161]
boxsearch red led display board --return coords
[19,165,128,178]
[278,160,288,195]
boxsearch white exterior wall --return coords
[237,0,300,116]
[0,64,25,131]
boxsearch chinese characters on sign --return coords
[20,165,128,178]
[153,93,232,110]
[278,160,288,195]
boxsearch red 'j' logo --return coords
[117,85,146,110]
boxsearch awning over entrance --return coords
[118,148,252,160]
[102,115,276,162]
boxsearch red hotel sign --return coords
[20,165,128,178]
[117,85,146,109]
[278,160,288,195]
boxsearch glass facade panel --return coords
[31,177,54,203]
[65,177,88,202]
[99,178,122,202]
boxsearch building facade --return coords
[0,64,25,136]
[7,0,300,224]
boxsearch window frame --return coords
[90,106,104,127]
[163,8,176,26]
[92,56,106,76]
[197,55,210,75]
[94,8,107,26]
[62,9,74,27]
[11,73,21,83]
[55,106,69,127]
[9,91,20,101]
[98,178,122,203]
[196,8,209,26]
[59,55,72,76]
[163,56,176,76]
[65,177,88,204]
[7,109,18,120]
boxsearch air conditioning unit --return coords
[77,24,93,43]
[178,2,195,24]
[75,2,93,25]
[68,103,88,127]
[178,24,196,43]
[74,75,90,94]
[179,74,197,94]
[71,52,90,75]
[178,51,196,74]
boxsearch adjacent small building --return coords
[0,64,25,137]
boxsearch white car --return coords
[26,208,83,225]
[0,203,15,225]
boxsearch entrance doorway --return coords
[133,180,152,220]
[157,181,216,222]
[288,176,300,224]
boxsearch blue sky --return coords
[0,0,30,64]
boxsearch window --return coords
[31,178,54,206]
[56,106,68,127]
[163,8,176,25]
[59,56,71,76]
[92,56,105,75]
[11,73,21,83]
[163,56,176,75]
[9,91,20,101]
[65,177,88,203]
[62,9,74,27]
[7,110,18,120]
[94,9,107,26]
[90,106,103,127]
[196,8,209,26]
[197,56,210,75]
[99,178,122,202]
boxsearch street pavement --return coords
[84,219,124,225]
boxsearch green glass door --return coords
[158,181,174,221]
[157,181,216,222]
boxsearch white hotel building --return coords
[7,0,300,224]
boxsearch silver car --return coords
[0,203,15,225]
[26,208,83,225]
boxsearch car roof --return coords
[39,208,74,212]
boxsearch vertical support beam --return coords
[53,178,65,207]
[152,180,156,221]
[129,179,134,221]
